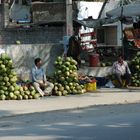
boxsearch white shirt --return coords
[112,61,131,76]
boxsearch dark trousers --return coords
[114,73,131,87]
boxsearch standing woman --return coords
[67,26,82,69]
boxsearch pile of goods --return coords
[130,52,140,87]
[53,56,85,96]
[100,62,112,67]
[0,53,40,100]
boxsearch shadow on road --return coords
[0,104,140,140]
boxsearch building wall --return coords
[0,4,65,44]
[2,43,63,79]
[32,2,66,23]
[0,4,64,78]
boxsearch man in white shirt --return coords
[112,55,131,87]
[31,58,54,96]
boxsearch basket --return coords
[86,80,96,91]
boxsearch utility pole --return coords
[120,0,124,56]
[66,0,73,36]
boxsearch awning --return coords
[106,4,140,17]
[75,17,119,28]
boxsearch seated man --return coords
[31,58,54,96]
[112,55,131,88]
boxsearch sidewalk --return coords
[0,88,140,118]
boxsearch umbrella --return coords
[106,4,140,17]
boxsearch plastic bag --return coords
[105,80,115,88]
[0,48,5,55]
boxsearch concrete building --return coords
[0,0,101,76]
[0,0,68,79]
[0,0,105,79]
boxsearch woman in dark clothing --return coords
[67,27,82,68]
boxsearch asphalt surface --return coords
[0,103,140,140]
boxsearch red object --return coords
[134,40,140,48]
[80,32,96,37]
[91,79,96,83]
[89,53,100,67]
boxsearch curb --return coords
[0,90,140,119]
[96,88,140,93]
[1,99,140,119]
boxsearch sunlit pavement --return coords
[0,103,140,140]
[0,89,140,118]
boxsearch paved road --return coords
[0,103,140,140]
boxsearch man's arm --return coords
[112,62,116,74]
[125,62,131,74]
[31,68,40,83]
[42,68,48,85]
[32,68,47,89]
[43,71,47,83]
